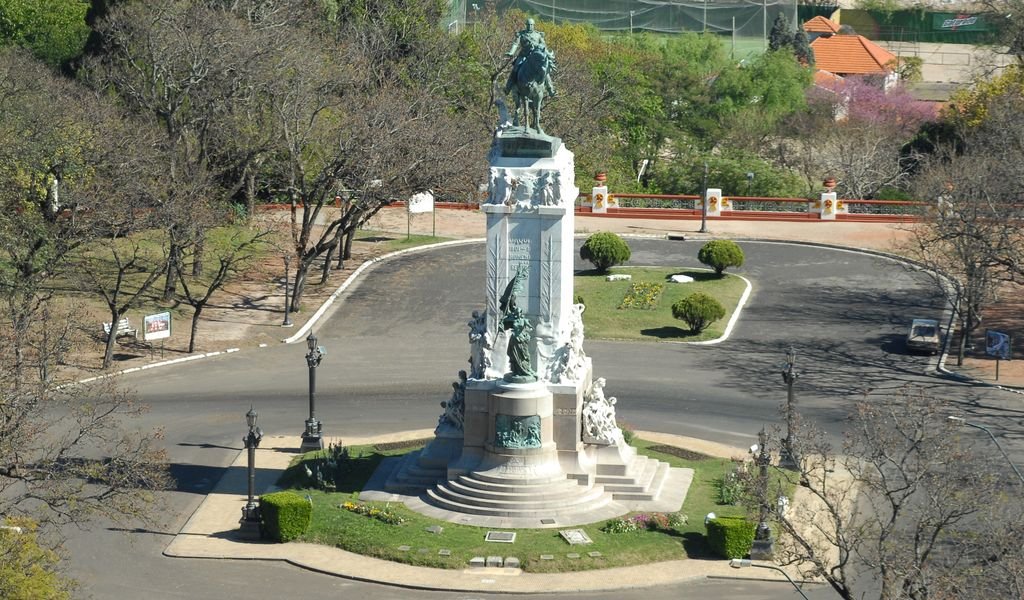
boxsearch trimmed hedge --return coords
[260,491,312,542]
[580,232,631,273]
[706,516,756,559]
[698,240,744,276]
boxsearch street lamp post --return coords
[239,406,263,539]
[629,10,635,35]
[282,255,293,327]
[301,332,326,452]
[948,416,1024,485]
[780,347,799,470]
[699,161,709,233]
[750,427,774,559]
[729,559,809,600]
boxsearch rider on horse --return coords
[505,18,556,99]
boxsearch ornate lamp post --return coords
[282,255,293,328]
[750,427,775,560]
[780,347,800,470]
[301,332,325,452]
[239,406,263,539]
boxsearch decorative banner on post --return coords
[986,330,1011,360]
[408,191,434,214]
[704,188,722,217]
[144,311,172,341]
[591,185,608,213]
[819,192,837,220]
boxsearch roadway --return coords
[62,239,1021,599]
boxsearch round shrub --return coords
[580,232,631,273]
[698,240,744,276]
[672,292,726,334]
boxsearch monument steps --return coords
[424,483,612,518]
[599,460,670,502]
[469,470,571,486]
[448,475,594,501]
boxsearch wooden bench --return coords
[103,318,138,342]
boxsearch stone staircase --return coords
[595,454,670,502]
[383,451,446,495]
[424,471,612,518]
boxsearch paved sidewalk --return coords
[164,431,812,593]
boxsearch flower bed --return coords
[618,282,664,310]
[340,501,405,525]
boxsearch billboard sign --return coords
[986,329,1011,360]
[144,312,172,341]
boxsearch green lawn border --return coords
[278,438,761,573]
[574,266,752,344]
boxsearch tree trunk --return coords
[290,260,310,312]
[244,170,257,224]
[319,244,335,284]
[163,242,182,301]
[188,305,203,353]
[343,228,355,260]
[102,310,122,369]
[957,314,967,366]
[192,233,204,277]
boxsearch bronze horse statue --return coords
[504,47,549,133]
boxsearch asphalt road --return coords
[62,239,1024,599]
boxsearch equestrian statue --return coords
[503,18,557,133]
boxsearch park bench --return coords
[103,318,138,342]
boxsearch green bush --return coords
[260,491,312,542]
[698,240,744,275]
[580,232,631,273]
[574,293,585,306]
[671,292,726,333]
[706,516,756,559]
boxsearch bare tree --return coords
[0,295,170,530]
[176,228,274,353]
[756,387,1022,600]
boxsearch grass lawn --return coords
[283,438,755,572]
[574,267,747,342]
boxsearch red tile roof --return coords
[810,35,897,75]
[804,16,840,34]
[813,69,845,88]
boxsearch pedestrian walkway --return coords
[165,431,817,593]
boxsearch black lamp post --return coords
[699,161,709,233]
[282,255,293,327]
[239,406,263,538]
[750,427,775,560]
[780,347,800,470]
[301,332,325,452]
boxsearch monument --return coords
[364,24,690,527]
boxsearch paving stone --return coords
[588,551,603,558]
[558,529,593,545]
[397,545,411,552]
[504,557,521,568]
[469,556,486,568]
[486,555,504,567]
[417,548,429,554]
[485,531,516,543]
[566,553,580,559]
[425,525,443,534]
[540,518,556,525]
[539,554,554,560]
[438,549,451,557]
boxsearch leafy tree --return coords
[671,292,725,333]
[0,519,73,600]
[698,240,745,275]
[0,0,89,67]
[651,150,806,197]
[768,14,793,52]
[792,30,815,66]
[580,232,631,273]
